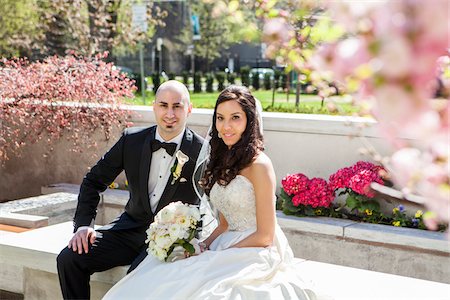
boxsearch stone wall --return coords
[1,105,394,202]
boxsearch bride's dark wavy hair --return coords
[200,85,264,195]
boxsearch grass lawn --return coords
[124,90,360,115]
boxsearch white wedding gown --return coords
[103,175,319,300]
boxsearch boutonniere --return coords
[171,150,189,184]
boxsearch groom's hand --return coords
[68,226,96,254]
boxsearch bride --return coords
[103,85,319,299]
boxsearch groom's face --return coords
[153,88,192,141]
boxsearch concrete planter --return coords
[278,212,450,284]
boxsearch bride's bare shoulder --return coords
[253,151,272,167]
[241,152,274,178]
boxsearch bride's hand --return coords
[184,241,208,258]
[198,241,209,253]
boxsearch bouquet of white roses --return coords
[146,201,201,262]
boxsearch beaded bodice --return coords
[209,175,257,231]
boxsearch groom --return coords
[57,80,204,299]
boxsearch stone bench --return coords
[0,222,127,299]
[38,184,450,283]
[1,221,449,300]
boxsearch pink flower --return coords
[287,176,334,208]
[328,166,353,191]
[262,18,293,44]
[348,169,382,198]
[281,173,309,196]
[329,161,385,198]
[308,178,334,208]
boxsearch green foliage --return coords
[240,66,251,87]
[181,71,189,86]
[0,0,41,57]
[0,0,163,59]
[274,69,282,89]
[263,73,272,90]
[343,190,386,224]
[215,71,226,91]
[167,72,175,80]
[152,72,161,93]
[206,73,214,93]
[176,0,256,71]
[194,72,202,93]
[227,72,236,85]
[251,71,260,90]
[280,73,288,90]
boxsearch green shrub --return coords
[251,72,260,90]
[206,73,214,93]
[167,72,175,80]
[193,72,202,93]
[215,71,226,91]
[227,72,236,85]
[280,73,288,91]
[263,73,272,90]
[152,72,161,93]
[240,66,251,87]
[181,71,189,87]
[274,70,282,89]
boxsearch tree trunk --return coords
[87,0,120,62]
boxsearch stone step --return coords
[0,213,48,229]
[0,221,448,299]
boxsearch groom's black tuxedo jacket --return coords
[73,126,204,233]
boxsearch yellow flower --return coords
[392,221,401,227]
[365,209,373,216]
[315,209,322,215]
[392,207,399,214]
[415,210,423,218]
[109,182,119,189]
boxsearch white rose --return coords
[176,215,190,229]
[155,234,172,250]
[168,223,183,241]
[154,247,167,261]
[188,206,201,222]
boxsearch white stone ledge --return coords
[277,211,356,236]
[276,212,450,254]
[0,192,78,214]
[41,183,129,206]
[0,212,48,228]
[128,106,383,138]
[344,222,450,253]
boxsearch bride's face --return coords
[215,100,247,149]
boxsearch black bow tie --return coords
[151,140,177,156]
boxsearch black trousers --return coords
[56,228,148,300]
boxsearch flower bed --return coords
[280,161,447,232]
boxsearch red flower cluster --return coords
[282,174,334,208]
[329,161,385,198]
[281,173,309,195]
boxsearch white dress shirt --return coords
[148,128,185,213]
